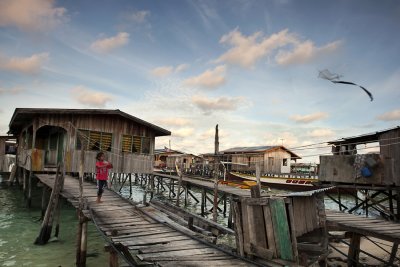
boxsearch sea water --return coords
[0,175,108,267]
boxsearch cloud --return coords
[308,128,335,138]
[151,64,189,77]
[183,65,226,89]
[172,127,195,138]
[216,28,297,68]
[0,0,66,31]
[71,85,113,107]
[0,86,24,95]
[376,109,400,121]
[155,118,192,127]
[0,53,49,74]
[91,32,130,53]
[128,10,150,23]
[275,40,342,65]
[192,94,246,114]
[151,66,173,77]
[290,112,328,123]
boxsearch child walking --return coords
[95,152,113,203]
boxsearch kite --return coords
[318,69,373,101]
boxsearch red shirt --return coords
[96,161,112,180]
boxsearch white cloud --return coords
[290,112,328,123]
[0,53,49,74]
[308,128,335,138]
[0,86,24,95]
[128,10,150,23]
[275,40,342,65]
[192,94,246,114]
[216,28,296,68]
[151,66,174,77]
[175,64,189,73]
[0,0,67,31]
[183,65,226,89]
[91,32,130,53]
[172,127,195,138]
[151,64,189,77]
[71,85,113,107]
[376,109,400,121]
[155,118,192,127]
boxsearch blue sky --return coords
[0,0,399,162]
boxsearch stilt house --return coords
[154,147,184,168]
[0,135,16,173]
[319,126,400,185]
[8,108,170,174]
[221,146,301,174]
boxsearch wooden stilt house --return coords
[319,126,400,185]
[8,108,171,174]
[221,146,301,174]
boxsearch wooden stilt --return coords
[201,189,205,216]
[223,194,227,216]
[79,219,88,266]
[129,174,132,198]
[150,174,154,200]
[176,161,183,207]
[388,243,399,266]
[27,171,32,208]
[347,232,361,267]
[105,246,119,267]
[184,184,188,206]
[54,200,62,238]
[213,163,219,222]
[228,194,233,229]
[22,168,27,196]
[41,185,48,220]
[35,165,64,245]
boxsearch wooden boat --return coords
[227,171,319,191]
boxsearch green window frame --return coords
[76,129,112,151]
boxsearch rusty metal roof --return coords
[8,108,171,136]
[221,145,301,159]
[328,126,400,145]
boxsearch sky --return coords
[0,0,399,163]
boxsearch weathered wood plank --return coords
[270,198,294,261]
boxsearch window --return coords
[283,158,288,166]
[76,130,112,151]
[122,135,151,154]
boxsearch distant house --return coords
[220,145,301,174]
[154,147,184,168]
[0,135,16,172]
[7,108,170,174]
[319,126,400,185]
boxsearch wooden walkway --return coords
[326,210,400,243]
[153,172,251,197]
[36,174,257,267]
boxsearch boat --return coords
[227,171,319,191]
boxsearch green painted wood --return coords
[270,198,294,261]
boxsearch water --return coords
[0,175,108,267]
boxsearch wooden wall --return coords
[230,149,292,173]
[380,129,400,185]
[16,113,159,174]
[234,195,327,264]
[319,154,386,185]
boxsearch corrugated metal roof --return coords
[221,145,301,159]
[222,146,277,153]
[8,108,171,136]
[328,126,400,145]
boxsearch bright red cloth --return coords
[96,161,112,180]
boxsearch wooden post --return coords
[35,164,64,244]
[176,161,183,207]
[228,194,233,229]
[27,171,32,208]
[256,162,261,194]
[233,200,244,256]
[213,124,219,222]
[80,219,88,266]
[105,246,119,267]
[150,174,154,200]
[347,232,361,267]
[54,200,62,238]
[41,185,48,220]
[22,168,27,196]
[201,188,205,216]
